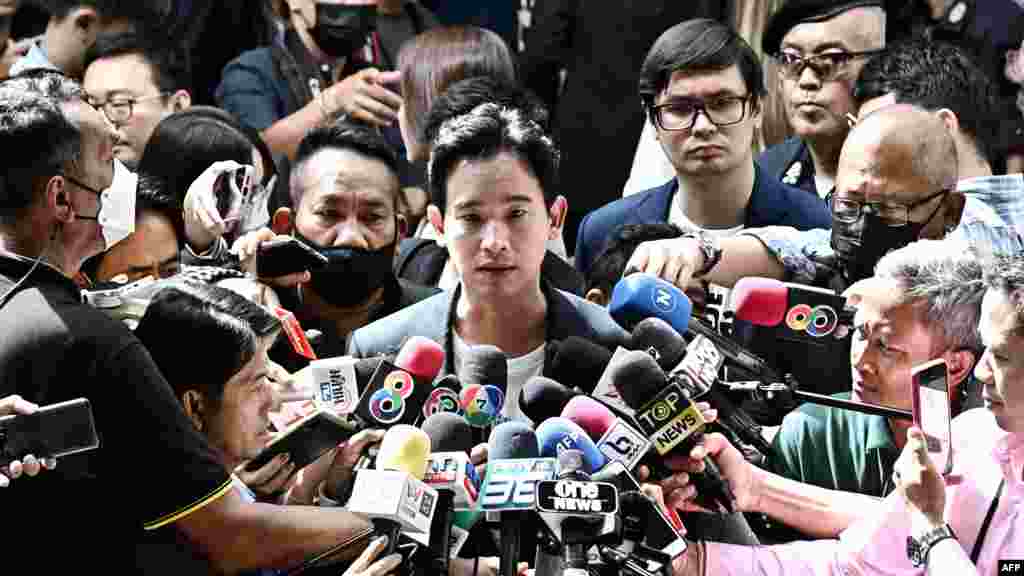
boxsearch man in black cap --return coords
[758,0,886,198]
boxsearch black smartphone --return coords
[592,461,687,559]
[245,409,359,472]
[0,398,100,467]
[257,237,328,278]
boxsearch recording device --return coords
[0,398,99,467]
[911,359,954,476]
[354,337,443,429]
[458,345,507,428]
[257,236,328,278]
[608,350,736,513]
[215,164,254,222]
[732,277,854,345]
[536,417,608,476]
[347,425,438,557]
[519,376,577,423]
[609,273,694,334]
[561,396,652,474]
[424,375,462,420]
[548,337,615,395]
[481,421,556,576]
[245,409,359,472]
[592,461,686,560]
[420,412,482,560]
[308,356,378,415]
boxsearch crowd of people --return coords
[2,0,1024,574]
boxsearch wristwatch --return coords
[682,230,723,278]
[907,523,957,567]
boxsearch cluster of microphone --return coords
[275,272,883,574]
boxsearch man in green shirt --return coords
[763,239,985,538]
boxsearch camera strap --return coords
[971,477,1005,564]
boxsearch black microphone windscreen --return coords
[460,344,508,393]
[488,420,539,460]
[631,317,687,371]
[549,337,613,394]
[421,412,475,453]
[519,376,575,422]
[608,350,667,409]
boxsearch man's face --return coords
[63,101,116,261]
[653,65,759,180]
[94,210,179,283]
[287,0,377,28]
[443,151,560,301]
[204,338,277,464]
[84,53,178,168]
[778,9,883,143]
[293,147,399,250]
[975,289,1024,434]
[850,296,941,411]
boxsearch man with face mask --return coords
[235,120,438,371]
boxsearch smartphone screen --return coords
[912,359,953,475]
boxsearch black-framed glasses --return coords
[829,189,950,227]
[61,173,104,220]
[773,50,884,82]
[85,92,169,124]
[649,95,752,132]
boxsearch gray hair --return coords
[872,239,985,352]
[0,72,85,225]
[982,252,1024,337]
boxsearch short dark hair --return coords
[84,30,192,96]
[421,76,548,147]
[638,19,766,112]
[0,72,83,226]
[427,97,559,215]
[398,26,517,148]
[39,0,167,22]
[135,282,281,408]
[853,40,1003,164]
[138,106,256,205]
[587,223,684,296]
[291,120,400,207]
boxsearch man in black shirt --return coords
[0,72,372,573]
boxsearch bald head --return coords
[840,104,958,199]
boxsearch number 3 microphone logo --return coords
[785,303,839,337]
[369,370,415,424]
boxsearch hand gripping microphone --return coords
[609,350,736,513]
[631,317,772,455]
[347,425,437,556]
[519,376,577,424]
[483,421,555,576]
[459,345,508,428]
[420,413,482,570]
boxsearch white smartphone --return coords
[911,359,953,475]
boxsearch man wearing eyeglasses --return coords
[82,31,191,169]
[757,0,885,199]
[573,18,830,286]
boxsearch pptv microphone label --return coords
[634,383,707,455]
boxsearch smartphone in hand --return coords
[911,358,953,475]
[257,237,328,278]
[0,398,100,467]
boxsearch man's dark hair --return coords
[638,18,766,112]
[135,281,281,409]
[587,223,684,296]
[853,39,1004,164]
[84,30,192,96]
[38,0,166,22]
[427,97,559,214]
[291,120,400,207]
[421,76,548,147]
[0,72,83,226]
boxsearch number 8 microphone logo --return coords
[785,303,839,337]
[369,370,415,424]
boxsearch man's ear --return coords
[271,207,293,235]
[585,288,608,307]
[548,196,567,241]
[396,213,409,241]
[71,7,99,34]
[181,390,205,432]
[170,90,192,112]
[47,176,73,223]
[945,348,977,393]
[935,108,961,137]
[427,204,444,237]
[942,191,966,234]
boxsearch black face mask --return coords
[311,3,377,59]
[295,229,397,308]
[831,200,944,283]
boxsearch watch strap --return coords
[907,523,957,567]
[682,231,722,278]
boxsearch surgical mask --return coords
[64,159,138,250]
[831,203,941,283]
[294,227,397,308]
[311,2,376,59]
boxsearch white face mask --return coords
[95,159,138,249]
